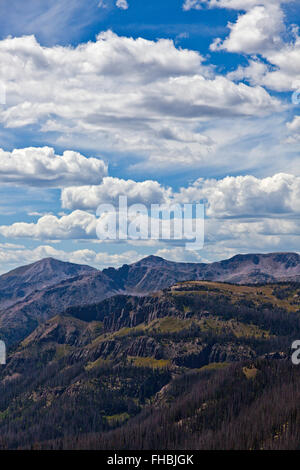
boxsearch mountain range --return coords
[0,252,300,345]
[0,251,300,449]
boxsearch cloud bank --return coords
[1,173,299,242]
[0,31,281,168]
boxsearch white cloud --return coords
[1,206,195,243]
[52,247,139,268]
[210,5,285,55]
[183,0,293,11]
[209,2,300,95]
[62,173,300,220]
[206,217,300,245]
[183,0,204,10]
[0,147,107,187]
[116,0,128,9]
[175,173,300,218]
[232,36,300,93]
[227,59,269,84]
[155,246,203,262]
[0,31,281,168]
[154,218,300,261]
[1,172,300,249]
[61,177,171,210]
[0,211,98,240]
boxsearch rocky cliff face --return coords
[67,293,179,330]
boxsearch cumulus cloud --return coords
[210,5,285,55]
[116,0,128,9]
[0,147,107,187]
[1,173,300,247]
[209,2,300,96]
[0,211,98,240]
[61,173,300,220]
[0,31,281,168]
[61,177,171,210]
[175,173,300,218]
[0,206,195,244]
[229,36,300,93]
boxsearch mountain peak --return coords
[143,255,166,262]
[0,257,96,309]
[134,255,169,266]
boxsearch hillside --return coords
[0,270,122,345]
[0,280,299,449]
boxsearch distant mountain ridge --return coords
[103,252,300,292]
[0,252,299,345]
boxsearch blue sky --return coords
[0,0,299,272]
[0,1,234,47]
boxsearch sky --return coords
[0,0,299,272]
